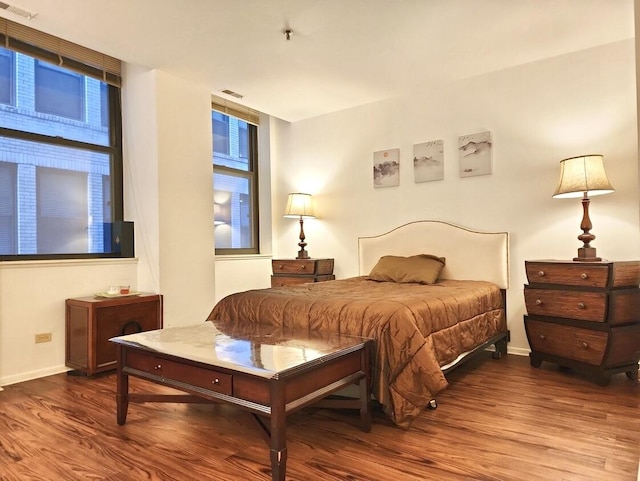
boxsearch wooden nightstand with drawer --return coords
[524,260,640,385]
[66,293,163,376]
[271,258,335,287]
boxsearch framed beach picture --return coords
[413,140,444,183]
[458,131,492,177]
[373,148,400,188]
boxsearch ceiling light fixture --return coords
[283,29,293,41]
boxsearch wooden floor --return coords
[1,353,638,481]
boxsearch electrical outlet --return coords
[35,333,52,343]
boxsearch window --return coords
[0,162,16,254]
[100,83,109,128]
[239,122,248,160]
[212,100,260,255]
[0,18,123,259]
[35,60,84,121]
[0,48,14,106]
[212,111,230,156]
[37,167,88,254]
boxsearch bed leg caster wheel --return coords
[427,399,438,410]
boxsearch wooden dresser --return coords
[524,260,640,385]
[66,293,163,376]
[271,258,335,287]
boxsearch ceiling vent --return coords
[0,2,37,19]
[220,89,244,100]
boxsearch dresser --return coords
[65,293,163,376]
[271,258,335,287]
[524,260,640,385]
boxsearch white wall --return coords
[0,259,137,385]
[272,39,640,355]
[123,66,216,327]
[0,66,217,386]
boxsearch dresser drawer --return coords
[526,261,610,288]
[272,258,334,275]
[524,287,607,322]
[126,350,232,395]
[271,274,335,287]
[525,318,607,365]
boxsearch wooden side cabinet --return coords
[271,258,335,287]
[523,259,640,385]
[65,293,163,376]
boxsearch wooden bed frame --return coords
[358,220,510,373]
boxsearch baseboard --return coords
[0,364,69,387]
[507,346,531,357]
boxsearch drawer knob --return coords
[535,299,543,305]
[577,302,586,310]
[300,264,306,270]
[580,273,589,280]
[154,364,162,370]
[581,342,589,349]
[212,378,220,385]
[537,271,545,277]
[539,334,546,340]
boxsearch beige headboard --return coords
[358,220,509,289]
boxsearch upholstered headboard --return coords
[358,220,509,289]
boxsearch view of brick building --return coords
[0,46,111,255]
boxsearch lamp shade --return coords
[553,154,614,199]
[284,193,315,218]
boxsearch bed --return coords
[208,220,509,428]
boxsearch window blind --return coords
[0,17,121,87]
[211,95,260,125]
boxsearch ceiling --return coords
[1,0,634,122]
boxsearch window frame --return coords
[0,78,124,261]
[213,115,260,255]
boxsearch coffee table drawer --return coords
[126,350,232,395]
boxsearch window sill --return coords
[0,257,138,269]
[214,254,272,262]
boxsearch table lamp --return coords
[284,193,315,259]
[553,154,614,262]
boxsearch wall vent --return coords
[220,89,244,99]
[0,2,37,19]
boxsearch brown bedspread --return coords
[207,277,506,428]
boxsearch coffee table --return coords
[110,319,373,481]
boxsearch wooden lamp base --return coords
[573,196,602,262]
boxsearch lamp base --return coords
[573,246,601,262]
[296,249,310,260]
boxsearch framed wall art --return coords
[458,131,492,177]
[373,148,400,188]
[413,140,444,183]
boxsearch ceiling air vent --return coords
[0,2,37,19]
[220,89,244,100]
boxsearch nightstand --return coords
[271,258,335,287]
[524,260,640,385]
[65,293,163,376]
